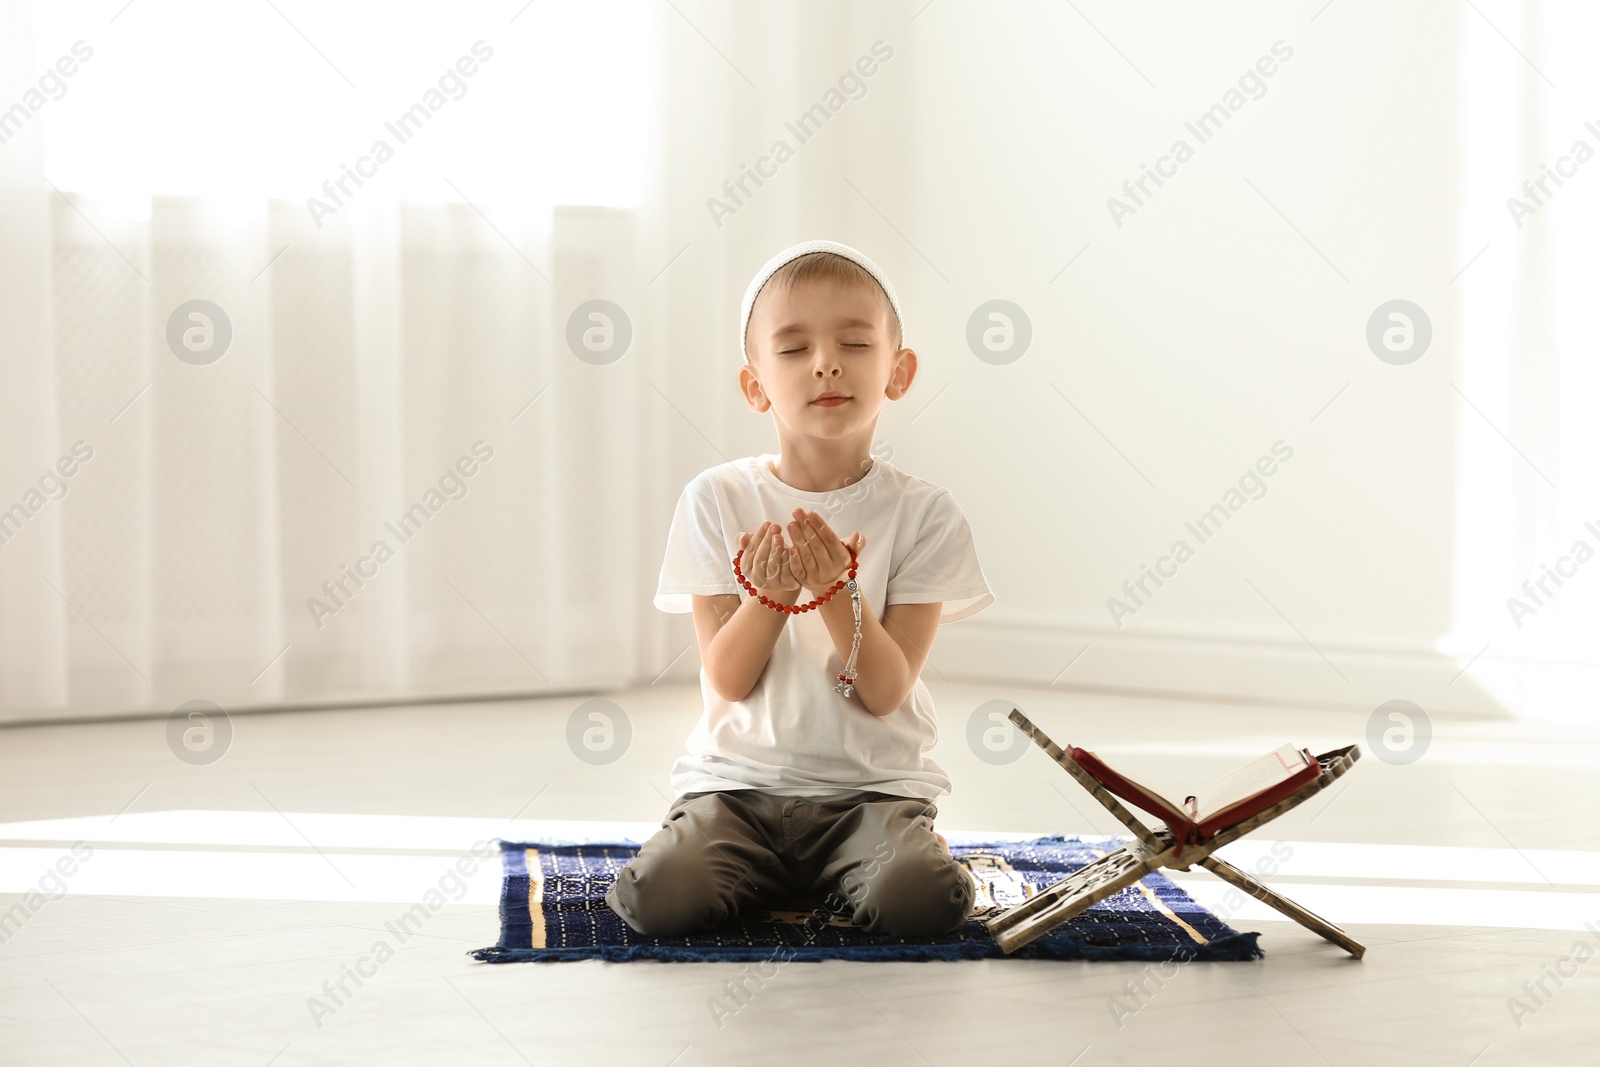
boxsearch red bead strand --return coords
[732,544,858,614]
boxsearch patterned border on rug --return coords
[467,834,1263,964]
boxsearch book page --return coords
[1191,743,1311,820]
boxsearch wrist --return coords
[753,584,800,606]
[806,573,849,601]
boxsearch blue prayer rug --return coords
[467,834,1263,963]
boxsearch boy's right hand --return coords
[738,522,801,594]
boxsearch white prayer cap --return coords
[739,239,904,364]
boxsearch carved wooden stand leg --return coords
[1198,856,1366,959]
[986,838,1168,955]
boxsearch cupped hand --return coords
[782,507,865,597]
[737,521,801,592]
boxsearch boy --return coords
[605,240,995,939]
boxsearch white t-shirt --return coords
[654,452,996,801]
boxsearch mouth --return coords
[812,395,851,407]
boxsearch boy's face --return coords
[739,276,916,439]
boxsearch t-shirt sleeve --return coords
[884,488,996,624]
[654,481,742,614]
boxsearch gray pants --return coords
[605,788,974,939]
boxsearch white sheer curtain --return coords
[0,0,904,723]
[0,1,665,721]
[1451,0,1600,719]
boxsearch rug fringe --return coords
[466,931,1263,965]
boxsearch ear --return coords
[885,348,917,400]
[739,363,771,412]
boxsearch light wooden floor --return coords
[2,684,1597,1066]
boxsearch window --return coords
[31,0,650,215]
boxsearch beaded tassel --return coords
[832,577,863,698]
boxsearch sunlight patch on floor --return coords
[2,810,1597,929]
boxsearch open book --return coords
[1068,742,1321,856]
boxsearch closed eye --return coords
[779,343,871,354]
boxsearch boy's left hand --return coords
[784,507,865,598]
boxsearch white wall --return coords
[648,1,1595,720]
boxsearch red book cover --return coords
[1067,743,1321,858]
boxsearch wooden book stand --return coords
[986,707,1365,959]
